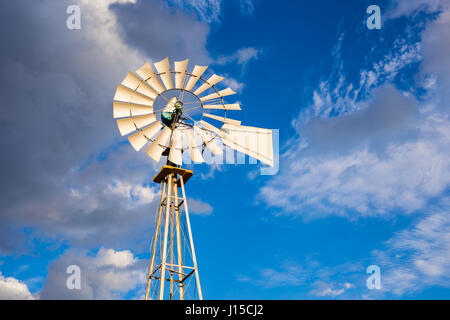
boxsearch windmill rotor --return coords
[113,57,274,167]
[113,57,275,300]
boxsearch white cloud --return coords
[309,281,354,297]
[373,203,450,295]
[237,261,308,288]
[167,0,256,23]
[189,198,213,216]
[167,0,222,23]
[294,38,422,128]
[261,6,450,220]
[262,90,450,219]
[0,0,214,252]
[222,76,245,92]
[240,0,256,15]
[106,179,158,207]
[0,272,35,300]
[216,47,262,67]
[387,0,449,19]
[237,259,361,298]
[95,247,137,268]
[40,247,145,299]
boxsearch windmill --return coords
[113,57,274,300]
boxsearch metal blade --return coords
[203,113,241,125]
[193,74,224,95]
[194,125,222,155]
[185,65,208,91]
[116,114,157,136]
[114,85,154,106]
[121,71,158,99]
[168,128,183,165]
[221,124,274,167]
[200,88,236,102]
[146,126,172,162]
[128,121,162,151]
[113,101,153,119]
[163,97,177,113]
[186,129,205,163]
[136,62,165,93]
[154,57,173,90]
[203,103,241,110]
[174,59,189,89]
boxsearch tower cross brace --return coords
[145,165,203,300]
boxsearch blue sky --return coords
[0,0,449,299]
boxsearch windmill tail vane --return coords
[113,57,275,300]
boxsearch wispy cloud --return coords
[260,6,449,220]
[237,260,308,288]
[167,0,222,23]
[189,198,213,216]
[216,47,262,67]
[372,201,450,296]
[237,259,362,298]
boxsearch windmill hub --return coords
[174,100,183,110]
[161,99,184,127]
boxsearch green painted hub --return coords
[161,100,183,127]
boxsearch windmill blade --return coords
[128,121,162,151]
[114,85,155,106]
[116,114,157,136]
[194,123,223,155]
[174,59,189,89]
[203,103,241,110]
[162,97,177,113]
[186,129,205,163]
[198,120,224,137]
[193,74,224,96]
[185,65,208,91]
[146,126,172,162]
[203,113,242,125]
[200,88,236,102]
[168,128,184,165]
[113,101,153,119]
[136,62,165,93]
[121,71,158,99]
[221,124,274,167]
[154,57,173,90]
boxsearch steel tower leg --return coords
[145,165,202,300]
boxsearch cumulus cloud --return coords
[111,0,211,64]
[40,247,145,299]
[0,272,35,300]
[0,0,213,253]
[261,88,450,219]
